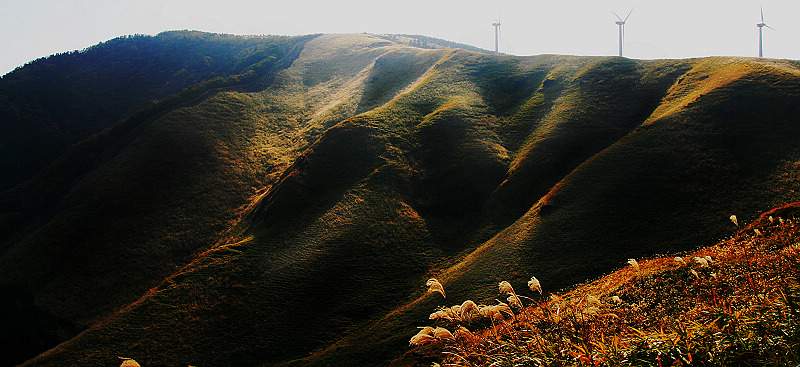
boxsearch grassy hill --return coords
[1,33,799,366]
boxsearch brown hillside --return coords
[1,34,798,366]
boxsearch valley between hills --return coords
[1,31,799,366]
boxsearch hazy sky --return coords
[2,0,798,76]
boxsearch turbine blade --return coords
[624,8,633,22]
[761,5,764,23]
[612,10,623,22]
[765,24,776,31]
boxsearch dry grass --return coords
[408,204,800,366]
[427,279,447,298]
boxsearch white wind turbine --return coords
[492,18,501,55]
[757,6,775,58]
[612,9,632,57]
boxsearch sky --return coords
[2,0,799,76]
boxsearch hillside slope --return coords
[403,202,800,366]
[0,31,313,191]
[278,54,800,367]
[0,31,320,365]
[1,33,799,366]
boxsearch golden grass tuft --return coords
[408,333,436,346]
[507,294,523,308]
[498,280,515,295]
[429,307,457,322]
[408,326,436,346]
[118,357,141,367]
[425,278,446,298]
[528,276,542,294]
[479,301,513,322]
[627,258,640,273]
[459,300,480,322]
[693,256,709,267]
[432,327,454,340]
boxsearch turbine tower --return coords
[757,6,775,57]
[613,9,632,57]
[492,20,501,55]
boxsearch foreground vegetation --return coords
[409,203,800,366]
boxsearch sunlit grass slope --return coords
[404,202,800,366]
[285,56,800,365]
[8,33,800,367]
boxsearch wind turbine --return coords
[492,18,501,55]
[612,9,632,57]
[757,6,775,57]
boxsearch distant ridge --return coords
[375,34,494,54]
[0,33,798,366]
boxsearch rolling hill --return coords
[1,32,799,366]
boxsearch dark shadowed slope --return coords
[0,32,317,366]
[3,33,800,366]
[0,31,312,191]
